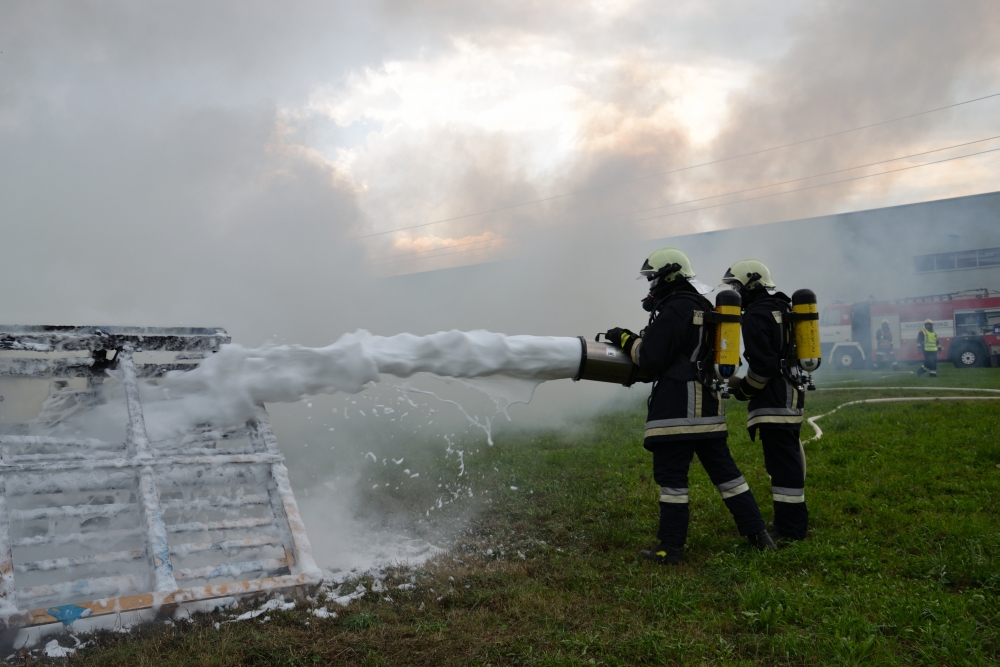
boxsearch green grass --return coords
[22,366,1000,665]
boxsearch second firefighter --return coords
[722,259,809,541]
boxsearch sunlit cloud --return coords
[389,230,502,255]
[295,35,756,262]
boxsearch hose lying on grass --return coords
[803,387,1000,444]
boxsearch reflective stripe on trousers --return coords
[772,486,805,504]
[716,476,750,499]
[659,486,689,504]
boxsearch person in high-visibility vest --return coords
[915,319,941,377]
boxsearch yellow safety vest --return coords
[922,330,938,352]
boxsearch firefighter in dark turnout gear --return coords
[606,248,774,564]
[874,320,899,371]
[916,319,940,377]
[722,259,808,541]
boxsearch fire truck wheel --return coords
[952,344,986,369]
[834,347,860,370]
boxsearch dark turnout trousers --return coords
[651,437,766,549]
[918,351,938,377]
[759,424,808,539]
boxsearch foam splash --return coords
[150,330,581,434]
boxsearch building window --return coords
[980,248,1000,267]
[935,254,957,271]
[914,255,935,272]
[914,247,1000,273]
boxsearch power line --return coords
[354,92,1000,240]
[628,147,1000,227]
[630,134,1000,216]
[371,147,1000,267]
[368,135,1000,263]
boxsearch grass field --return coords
[22,366,1000,665]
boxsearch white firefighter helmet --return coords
[639,247,696,283]
[722,259,777,291]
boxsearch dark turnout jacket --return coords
[739,290,804,439]
[631,282,726,447]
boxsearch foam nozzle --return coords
[575,336,651,386]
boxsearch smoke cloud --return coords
[2,0,999,573]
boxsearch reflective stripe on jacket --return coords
[747,380,803,430]
[644,379,728,439]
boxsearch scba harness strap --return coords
[754,293,808,390]
[644,292,709,389]
[645,290,742,392]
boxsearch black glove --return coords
[730,377,753,401]
[605,328,639,355]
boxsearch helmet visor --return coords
[719,279,742,291]
[689,278,714,295]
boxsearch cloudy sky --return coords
[1,1,999,343]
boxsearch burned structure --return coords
[0,326,320,640]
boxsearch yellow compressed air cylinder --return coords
[714,289,742,379]
[792,289,821,371]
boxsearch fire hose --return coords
[804,387,1000,444]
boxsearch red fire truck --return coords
[820,288,1000,370]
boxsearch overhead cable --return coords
[369,136,1000,264]
[355,92,1000,239]
[630,134,1000,216]
[372,147,1000,266]
[627,146,1000,227]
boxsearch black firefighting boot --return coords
[916,366,925,377]
[747,530,777,552]
[639,544,683,565]
[891,363,899,371]
[767,521,806,542]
